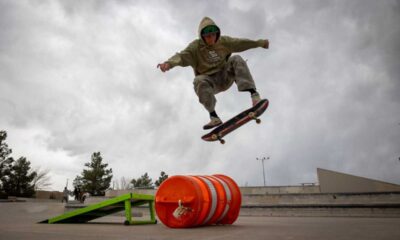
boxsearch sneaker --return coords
[203,116,222,130]
[251,92,261,106]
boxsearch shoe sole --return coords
[203,122,222,130]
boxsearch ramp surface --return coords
[40,193,156,225]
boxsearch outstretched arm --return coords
[224,36,269,52]
[263,39,269,49]
[157,62,171,72]
[157,40,197,73]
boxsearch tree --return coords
[2,131,36,198]
[1,157,37,197]
[0,130,39,198]
[112,176,133,190]
[0,156,13,198]
[0,131,12,164]
[112,179,119,190]
[119,176,131,190]
[73,175,84,188]
[78,152,113,196]
[155,171,168,187]
[131,172,153,189]
[0,130,14,194]
[32,167,52,191]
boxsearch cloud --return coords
[1,0,399,190]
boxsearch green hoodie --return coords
[166,17,267,76]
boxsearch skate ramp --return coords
[39,193,156,225]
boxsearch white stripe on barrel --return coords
[199,176,217,225]
[211,175,231,223]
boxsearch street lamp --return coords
[256,157,269,186]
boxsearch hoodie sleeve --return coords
[165,40,197,68]
[222,36,266,53]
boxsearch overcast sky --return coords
[1,0,399,191]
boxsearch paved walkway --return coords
[1,200,399,240]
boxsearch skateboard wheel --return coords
[211,134,218,141]
[256,119,261,124]
[219,139,225,144]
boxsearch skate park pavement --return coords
[1,199,400,240]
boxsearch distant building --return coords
[317,168,400,193]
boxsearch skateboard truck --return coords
[211,134,226,144]
[248,112,261,124]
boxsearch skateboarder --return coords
[62,187,69,203]
[157,17,269,130]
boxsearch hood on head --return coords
[198,17,220,42]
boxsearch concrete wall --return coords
[318,168,400,193]
[241,192,400,217]
[105,189,155,197]
[240,205,400,217]
[242,192,400,206]
[35,191,63,200]
[240,186,320,195]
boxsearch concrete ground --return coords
[1,200,400,240]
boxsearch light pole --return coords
[257,157,269,186]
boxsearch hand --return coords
[263,39,269,49]
[157,63,171,72]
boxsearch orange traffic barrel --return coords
[155,174,241,228]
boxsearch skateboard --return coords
[201,99,269,144]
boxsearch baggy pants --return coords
[193,55,256,113]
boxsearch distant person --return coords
[77,187,81,201]
[73,187,78,201]
[62,187,69,203]
[157,16,269,129]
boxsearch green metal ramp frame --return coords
[40,193,156,225]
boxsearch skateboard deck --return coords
[201,99,269,144]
